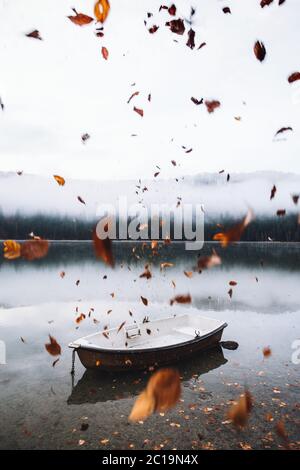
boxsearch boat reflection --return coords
[67,345,227,405]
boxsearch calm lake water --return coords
[0,241,299,450]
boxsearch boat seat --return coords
[173,326,202,338]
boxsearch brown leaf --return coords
[53,174,65,186]
[184,271,193,278]
[133,106,144,117]
[197,251,221,271]
[278,0,286,4]
[228,288,233,299]
[140,266,152,279]
[75,313,85,324]
[127,91,139,104]
[191,97,203,105]
[227,390,253,428]
[21,239,49,261]
[288,72,300,83]
[52,358,60,367]
[45,335,61,356]
[94,0,110,23]
[117,321,126,333]
[205,100,221,113]
[263,346,272,358]
[26,30,42,40]
[254,40,266,61]
[168,4,177,16]
[275,126,292,137]
[81,133,90,143]
[60,271,65,278]
[93,228,114,267]
[68,10,94,26]
[223,7,231,14]
[170,294,191,306]
[260,0,274,7]
[149,25,159,34]
[292,194,299,205]
[270,185,276,200]
[213,210,253,247]
[141,296,148,306]
[129,369,181,422]
[276,209,286,216]
[77,196,86,205]
[166,19,185,35]
[101,46,109,60]
[229,281,237,286]
[186,29,195,49]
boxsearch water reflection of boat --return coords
[68,314,227,371]
[67,345,227,405]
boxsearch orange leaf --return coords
[21,239,49,261]
[227,389,253,428]
[263,346,272,358]
[92,228,114,267]
[213,210,253,247]
[129,369,181,422]
[101,46,109,60]
[45,335,61,356]
[170,294,191,306]
[94,0,110,23]
[68,11,94,26]
[53,174,65,186]
[3,240,21,260]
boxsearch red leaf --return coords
[205,100,221,113]
[134,106,144,117]
[26,30,42,40]
[166,18,185,35]
[93,228,114,267]
[101,46,109,60]
[186,29,195,49]
[45,335,61,356]
[288,72,300,83]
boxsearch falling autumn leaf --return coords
[141,296,148,306]
[81,133,90,143]
[117,321,126,333]
[21,239,49,261]
[287,72,300,83]
[260,0,274,7]
[94,0,110,23]
[229,281,237,286]
[101,46,109,60]
[186,29,195,49]
[166,18,185,35]
[170,294,191,306]
[53,175,65,186]
[133,106,144,117]
[45,335,61,356]
[275,126,293,137]
[0,96,4,111]
[149,25,159,34]
[129,368,181,422]
[213,210,253,247]
[77,196,86,205]
[276,209,286,216]
[263,346,272,358]
[197,252,222,271]
[254,40,266,61]
[228,288,233,299]
[127,91,139,104]
[26,30,42,40]
[3,240,21,260]
[270,184,277,200]
[191,97,203,105]
[140,265,152,279]
[227,389,253,428]
[292,194,299,205]
[168,4,177,16]
[68,9,94,26]
[75,313,85,324]
[205,100,221,113]
[223,7,231,14]
[93,228,114,267]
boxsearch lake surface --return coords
[0,241,299,450]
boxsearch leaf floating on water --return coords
[93,228,114,267]
[3,240,21,260]
[170,294,191,306]
[141,296,148,306]
[26,30,42,40]
[254,40,266,61]
[227,389,253,428]
[68,9,94,26]
[53,175,65,186]
[45,335,61,356]
[213,210,253,247]
[101,46,109,60]
[220,341,239,350]
[129,368,181,422]
[94,0,110,23]
[205,100,221,113]
[288,72,300,83]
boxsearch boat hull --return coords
[74,325,226,371]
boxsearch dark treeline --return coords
[0,212,300,242]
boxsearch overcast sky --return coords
[0,0,300,181]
